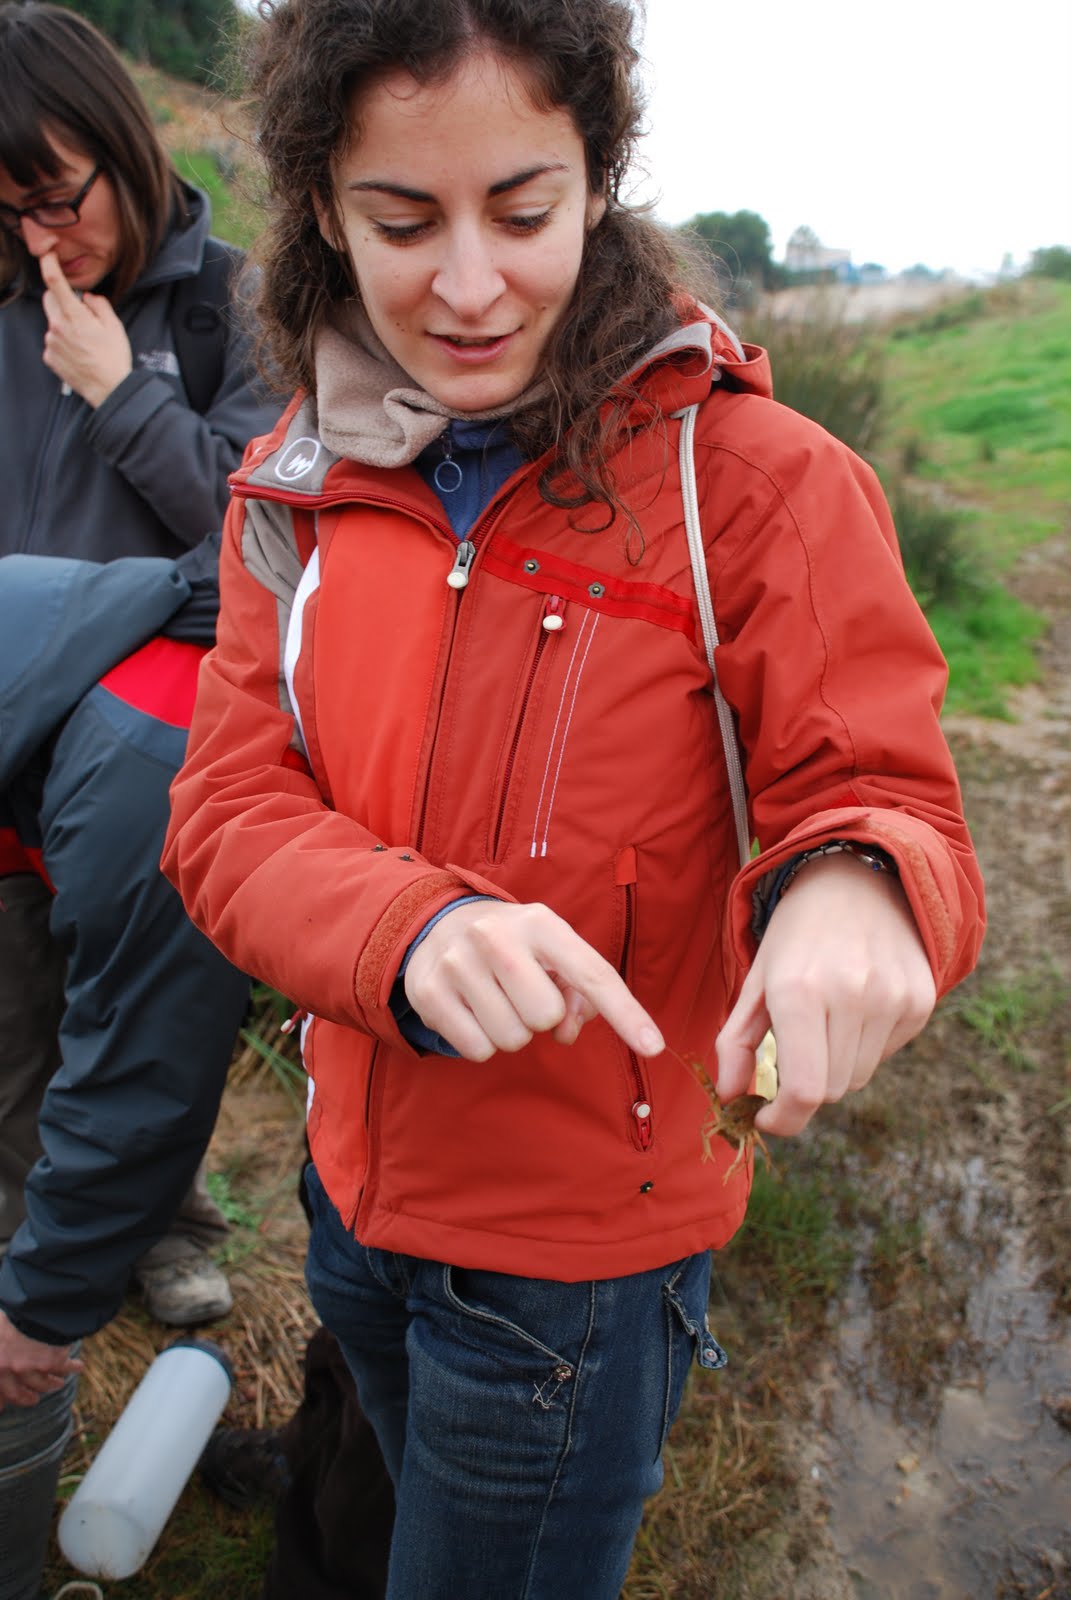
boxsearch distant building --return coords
[785,225,852,277]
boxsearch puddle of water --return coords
[817,1159,1071,1596]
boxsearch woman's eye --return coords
[503,211,551,234]
[371,219,433,243]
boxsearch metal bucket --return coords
[0,1369,78,1600]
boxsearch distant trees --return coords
[680,209,780,305]
[62,0,239,84]
[1029,245,1071,281]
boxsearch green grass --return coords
[884,279,1071,568]
[929,585,1045,717]
[717,1154,855,1310]
[953,968,1070,1072]
[878,278,1071,715]
[169,146,265,252]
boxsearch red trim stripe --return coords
[481,533,696,639]
[98,638,209,729]
[0,829,52,890]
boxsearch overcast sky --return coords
[631,1,1071,277]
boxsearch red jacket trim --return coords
[98,638,209,729]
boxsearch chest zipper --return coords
[446,540,476,589]
[619,880,652,1151]
[413,485,522,848]
[490,595,566,860]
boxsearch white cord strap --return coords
[675,402,751,870]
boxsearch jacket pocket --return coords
[615,845,654,1152]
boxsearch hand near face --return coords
[403,899,665,1062]
[0,1308,82,1410]
[39,248,132,407]
[715,853,937,1136]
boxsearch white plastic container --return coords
[58,1338,233,1579]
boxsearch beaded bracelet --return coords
[777,839,898,899]
[751,839,899,940]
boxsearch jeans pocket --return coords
[441,1265,578,1411]
[658,1252,726,1457]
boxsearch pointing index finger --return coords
[545,940,664,1057]
[38,248,80,311]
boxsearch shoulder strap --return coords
[170,238,243,415]
[676,402,751,870]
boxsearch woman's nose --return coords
[432,230,506,321]
[21,216,61,257]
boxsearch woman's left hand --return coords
[40,248,133,407]
[715,852,937,1136]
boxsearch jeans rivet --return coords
[553,1363,573,1382]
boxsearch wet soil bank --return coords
[736,536,1071,1599]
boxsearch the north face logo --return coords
[276,437,322,482]
[137,349,181,377]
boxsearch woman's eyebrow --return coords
[348,163,569,202]
[20,169,76,201]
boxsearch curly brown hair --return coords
[244,0,717,528]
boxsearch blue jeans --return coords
[304,1162,726,1600]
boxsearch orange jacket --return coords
[163,318,984,1280]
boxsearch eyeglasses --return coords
[0,164,102,235]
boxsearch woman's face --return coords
[0,131,122,292]
[322,50,604,413]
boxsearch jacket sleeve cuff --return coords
[83,368,174,462]
[0,1256,83,1346]
[389,895,495,1056]
[354,867,515,1025]
[729,808,981,999]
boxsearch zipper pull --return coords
[280,1007,308,1036]
[632,1100,653,1149]
[433,427,463,495]
[541,595,566,632]
[447,540,476,590]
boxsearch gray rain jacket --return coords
[0,183,278,564]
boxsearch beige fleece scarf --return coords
[313,299,549,468]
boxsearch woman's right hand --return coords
[39,248,133,407]
[403,900,665,1061]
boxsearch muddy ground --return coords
[716,535,1071,1600]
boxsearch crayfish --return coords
[670,1031,778,1182]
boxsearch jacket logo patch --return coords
[276,437,322,482]
[137,349,181,377]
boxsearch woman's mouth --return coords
[431,331,517,363]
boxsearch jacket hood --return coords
[235,307,773,503]
[123,181,213,295]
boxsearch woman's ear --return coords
[586,187,607,230]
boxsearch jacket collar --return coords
[236,308,772,503]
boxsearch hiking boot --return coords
[133,1240,233,1327]
[199,1426,290,1508]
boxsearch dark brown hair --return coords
[0,2,188,302]
[244,0,716,526]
